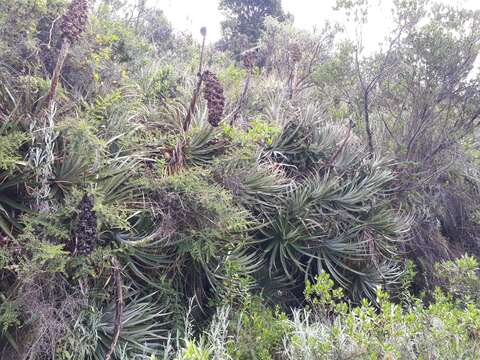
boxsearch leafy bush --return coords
[172,264,480,360]
[283,269,480,359]
[434,255,480,304]
[1,0,480,359]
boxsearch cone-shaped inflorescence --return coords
[60,0,89,43]
[289,43,302,63]
[242,49,257,70]
[202,71,225,127]
[70,193,97,255]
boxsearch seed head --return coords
[202,71,225,127]
[242,49,257,70]
[70,193,97,255]
[200,27,207,37]
[60,0,89,43]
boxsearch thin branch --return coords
[380,112,401,149]
[48,15,62,49]
[105,256,124,360]
[231,68,252,125]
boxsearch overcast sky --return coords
[146,0,480,51]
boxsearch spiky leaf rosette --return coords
[202,71,225,127]
[66,293,171,359]
[70,193,97,255]
[60,0,89,43]
[254,117,410,301]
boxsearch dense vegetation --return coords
[0,0,480,359]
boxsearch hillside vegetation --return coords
[0,0,480,359]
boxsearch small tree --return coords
[218,0,290,56]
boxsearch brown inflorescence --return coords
[60,0,89,43]
[70,193,97,255]
[202,71,225,127]
[242,49,257,70]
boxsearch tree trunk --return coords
[364,92,374,156]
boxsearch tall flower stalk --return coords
[29,0,89,211]
[183,27,208,132]
[167,27,226,174]
[46,0,89,108]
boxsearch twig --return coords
[231,68,252,125]
[288,62,298,100]
[48,16,62,49]
[105,256,124,360]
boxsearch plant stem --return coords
[45,37,71,110]
[183,33,207,132]
[231,68,253,125]
[105,256,124,360]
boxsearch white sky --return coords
[146,0,480,50]
[143,0,479,74]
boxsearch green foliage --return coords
[57,294,171,360]
[252,116,410,300]
[0,127,28,238]
[31,241,69,273]
[1,0,480,358]
[171,268,480,359]
[0,175,28,238]
[435,255,480,304]
[222,118,281,147]
[0,131,28,173]
[283,271,480,359]
[0,0,66,71]
[161,167,251,237]
[305,272,347,314]
[227,297,289,360]
[184,125,228,166]
[141,65,177,104]
[218,64,247,100]
[0,296,20,335]
[92,3,151,67]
